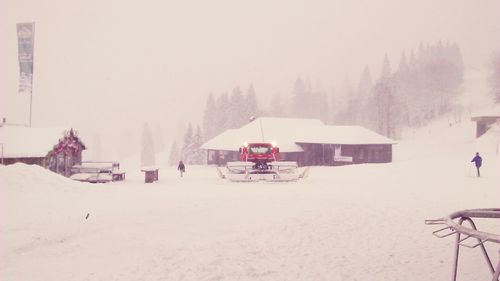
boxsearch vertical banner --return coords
[17,22,35,94]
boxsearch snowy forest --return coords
[156,42,500,166]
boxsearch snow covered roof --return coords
[471,104,500,118]
[0,126,74,158]
[201,117,395,152]
[296,125,396,145]
[201,118,319,152]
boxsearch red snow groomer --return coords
[220,142,303,182]
[240,142,279,170]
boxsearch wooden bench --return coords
[112,171,126,181]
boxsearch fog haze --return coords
[1,0,499,159]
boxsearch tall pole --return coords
[496,137,498,156]
[29,86,33,127]
[0,143,3,165]
[259,118,265,141]
[496,120,500,156]
[29,22,35,127]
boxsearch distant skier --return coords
[470,152,482,177]
[177,160,186,177]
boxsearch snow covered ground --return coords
[1,118,499,281]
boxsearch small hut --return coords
[0,125,86,176]
[471,106,500,138]
[471,116,500,138]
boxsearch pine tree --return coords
[334,75,355,125]
[214,93,230,135]
[326,88,337,125]
[490,51,500,103]
[357,66,373,128]
[190,125,206,164]
[181,123,194,164]
[358,65,373,98]
[372,54,399,138]
[141,123,156,167]
[202,92,217,140]
[451,43,465,76]
[397,53,409,74]
[269,94,284,117]
[291,77,308,118]
[409,50,417,70]
[394,53,412,127]
[245,84,258,121]
[227,86,247,128]
[317,91,330,124]
[380,53,392,79]
[168,140,181,166]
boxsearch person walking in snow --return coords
[177,160,186,177]
[471,152,482,177]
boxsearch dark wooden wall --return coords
[206,150,239,166]
[3,148,83,177]
[472,116,500,138]
[2,157,44,166]
[206,144,392,167]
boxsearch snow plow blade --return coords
[224,161,300,182]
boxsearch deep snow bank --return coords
[0,163,88,192]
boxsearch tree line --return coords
[490,51,500,103]
[165,41,467,165]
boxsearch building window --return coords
[359,148,364,160]
[208,151,215,161]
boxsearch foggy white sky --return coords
[1,0,500,158]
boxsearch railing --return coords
[79,161,120,170]
[0,143,3,165]
[426,208,500,281]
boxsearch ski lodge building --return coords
[0,125,86,176]
[201,117,395,166]
[471,106,500,138]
